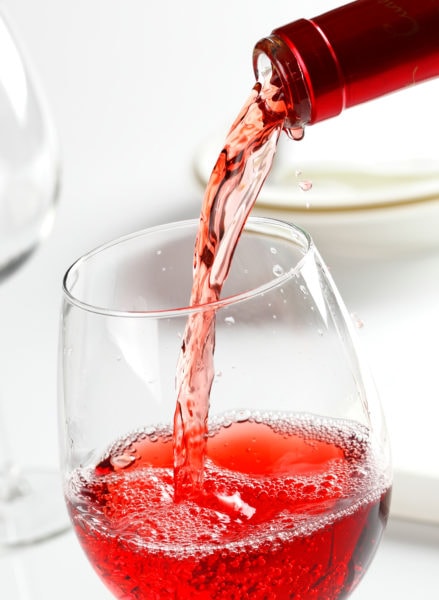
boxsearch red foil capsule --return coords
[254,0,439,127]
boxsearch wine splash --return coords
[173,74,288,499]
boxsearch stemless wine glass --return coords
[59,217,391,599]
[0,7,66,545]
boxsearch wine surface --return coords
[67,414,390,599]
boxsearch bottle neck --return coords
[254,0,439,129]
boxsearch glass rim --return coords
[62,216,312,318]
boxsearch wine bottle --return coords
[253,0,439,130]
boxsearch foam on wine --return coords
[67,413,390,599]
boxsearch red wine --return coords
[173,76,288,498]
[67,415,390,599]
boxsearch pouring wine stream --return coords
[173,71,288,502]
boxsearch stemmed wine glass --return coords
[0,7,67,544]
[59,217,391,599]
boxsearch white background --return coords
[0,0,438,598]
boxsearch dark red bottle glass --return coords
[253,0,439,130]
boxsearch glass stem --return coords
[0,395,26,502]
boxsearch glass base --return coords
[0,468,70,546]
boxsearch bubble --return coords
[235,409,251,422]
[110,453,136,469]
[224,316,235,325]
[299,285,308,295]
[272,264,284,277]
[352,467,368,480]
[277,489,289,502]
[156,250,162,255]
[270,247,278,255]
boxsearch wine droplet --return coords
[298,180,313,192]
[350,312,364,329]
[285,127,304,141]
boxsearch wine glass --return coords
[59,217,391,599]
[0,7,67,545]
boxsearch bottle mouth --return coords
[253,37,311,133]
